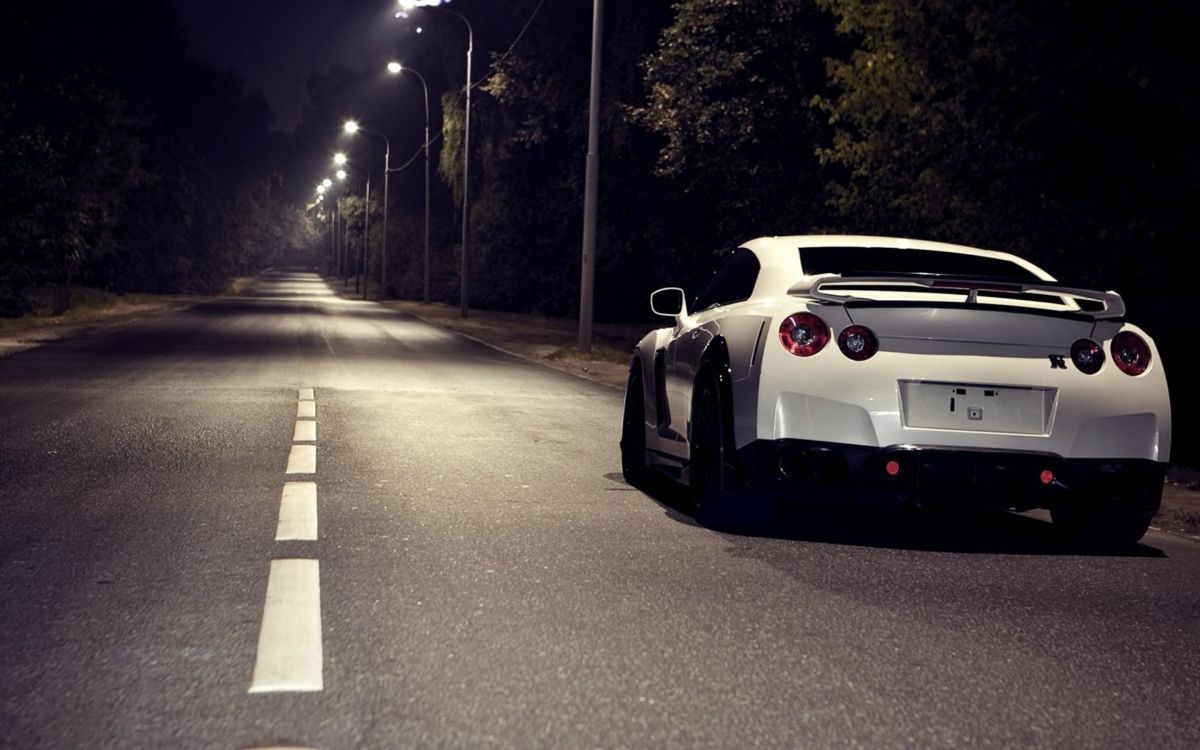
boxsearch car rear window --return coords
[798,246,1041,281]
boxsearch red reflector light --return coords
[885,460,901,476]
[1040,470,1055,485]
[1111,331,1151,376]
[778,312,830,357]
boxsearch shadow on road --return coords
[608,471,1167,558]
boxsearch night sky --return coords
[170,0,405,133]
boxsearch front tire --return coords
[620,364,648,487]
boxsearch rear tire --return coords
[1051,481,1161,550]
[689,368,758,530]
[620,364,648,487]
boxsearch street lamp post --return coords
[321,179,334,273]
[397,1,473,317]
[459,17,473,318]
[579,0,604,353]
[336,169,350,285]
[386,62,432,304]
[344,120,390,299]
[335,153,370,300]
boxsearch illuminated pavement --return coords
[1,271,1197,749]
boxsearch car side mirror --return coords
[651,287,688,318]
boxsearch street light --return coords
[334,154,371,299]
[386,61,432,304]
[325,178,342,275]
[344,119,392,300]
[397,0,473,318]
[579,0,605,352]
[315,184,331,271]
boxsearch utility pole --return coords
[578,0,604,352]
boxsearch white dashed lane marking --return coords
[248,387,323,698]
[286,444,316,474]
[276,482,318,541]
[249,559,323,693]
[293,420,316,442]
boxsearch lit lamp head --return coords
[387,61,403,75]
[322,178,333,188]
[317,184,326,195]
[343,120,359,135]
[336,169,347,181]
[334,153,348,166]
[395,0,439,21]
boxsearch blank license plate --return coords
[898,381,1055,435]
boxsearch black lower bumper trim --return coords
[737,439,1166,512]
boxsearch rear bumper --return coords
[737,439,1166,512]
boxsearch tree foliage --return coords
[814,0,1046,252]
[630,0,838,277]
[0,0,315,315]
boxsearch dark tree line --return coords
[334,0,1194,321]
[0,1,318,316]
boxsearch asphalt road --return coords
[1,271,1197,750]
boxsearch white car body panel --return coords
[629,235,1171,486]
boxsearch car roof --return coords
[738,235,1056,298]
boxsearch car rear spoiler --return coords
[788,273,1126,320]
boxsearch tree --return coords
[0,0,296,312]
[814,0,1049,254]
[633,0,837,247]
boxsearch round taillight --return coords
[778,313,830,357]
[1070,339,1105,375]
[837,325,878,361]
[1111,331,1151,376]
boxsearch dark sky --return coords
[170,0,405,133]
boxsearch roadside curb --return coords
[388,302,626,392]
[319,275,628,392]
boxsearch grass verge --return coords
[0,287,183,331]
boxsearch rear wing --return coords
[788,273,1126,320]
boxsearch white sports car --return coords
[621,235,1171,547]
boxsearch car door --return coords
[664,249,761,444]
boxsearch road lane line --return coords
[298,388,314,401]
[249,559,323,693]
[297,401,316,418]
[276,482,318,541]
[286,445,316,474]
[293,420,316,442]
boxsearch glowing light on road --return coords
[322,178,333,188]
[334,153,348,166]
